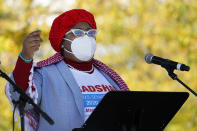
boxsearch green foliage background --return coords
[0,0,197,130]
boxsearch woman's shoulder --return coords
[36,52,64,68]
[33,52,64,74]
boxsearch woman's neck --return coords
[63,57,94,73]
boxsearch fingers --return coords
[28,41,40,52]
[22,30,42,58]
[32,45,40,51]
[28,36,43,42]
[24,30,43,46]
[27,30,42,42]
[30,40,41,46]
[29,30,42,37]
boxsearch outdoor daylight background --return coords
[0,0,197,130]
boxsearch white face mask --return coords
[63,35,96,61]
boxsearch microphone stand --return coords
[0,69,54,131]
[163,66,197,97]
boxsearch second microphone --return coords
[145,53,190,71]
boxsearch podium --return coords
[73,91,189,131]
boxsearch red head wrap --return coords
[49,9,97,52]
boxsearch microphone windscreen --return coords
[145,53,154,64]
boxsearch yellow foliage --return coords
[1,0,197,130]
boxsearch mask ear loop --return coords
[62,38,73,54]
[63,38,72,43]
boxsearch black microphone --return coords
[145,53,190,71]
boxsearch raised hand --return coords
[21,30,42,61]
